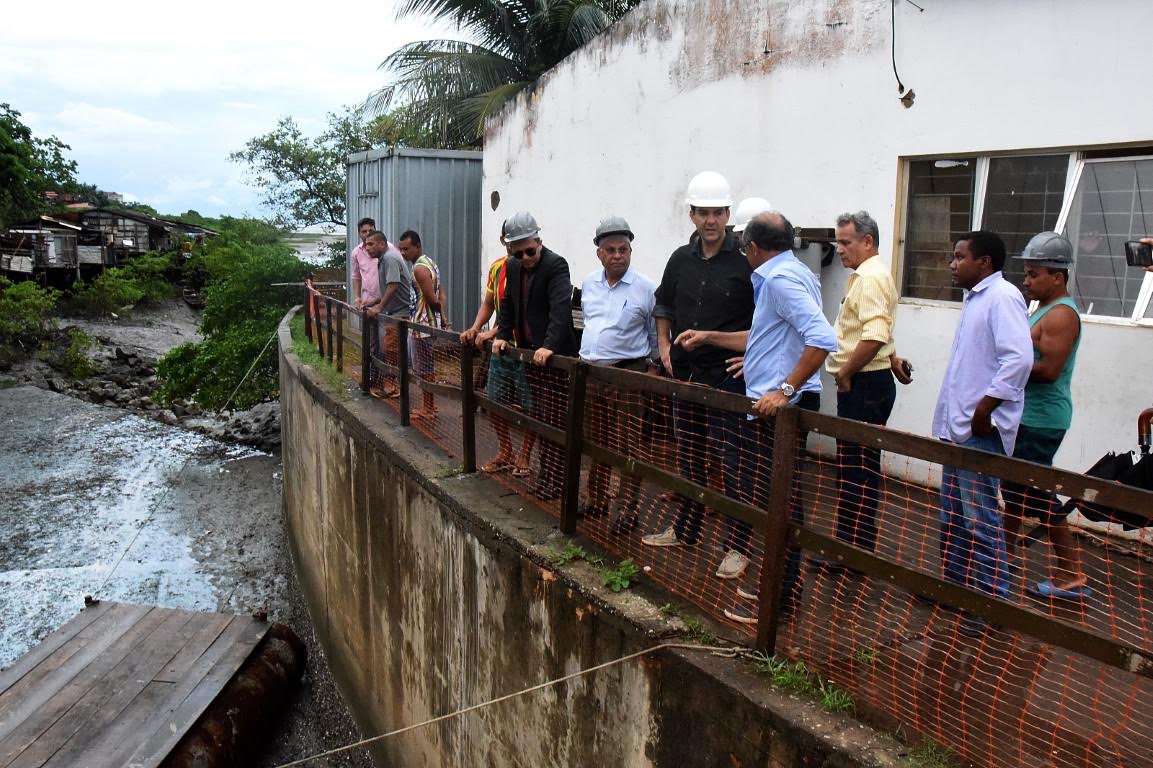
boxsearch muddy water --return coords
[0,385,373,767]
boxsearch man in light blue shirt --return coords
[679,212,836,622]
[579,217,659,532]
[932,230,1032,633]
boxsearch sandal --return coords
[480,459,515,474]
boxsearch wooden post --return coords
[559,361,590,535]
[460,345,477,474]
[335,304,344,373]
[303,284,313,343]
[397,320,411,427]
[360,311,371,394]
[313,293,324,356]
[755,406,801,654]
[325,298,334,364]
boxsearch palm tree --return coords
[365,0,640,147]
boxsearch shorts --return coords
[1013,424,1066,466]
[1005,423,1067,524]
[487,355,533,410]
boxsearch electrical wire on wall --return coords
[892,0,924,108]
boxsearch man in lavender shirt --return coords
[932,231,1032,630]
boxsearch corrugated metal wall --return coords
[346,148,483,328]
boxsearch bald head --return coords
[741,211,795,266]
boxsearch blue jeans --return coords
[939,432,1010,599]
[672,375,745,545]
[835,369,896,552]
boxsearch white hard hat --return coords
[685,171,734,208]
[731,197,773,233]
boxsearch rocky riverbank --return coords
[0,299,281,452]
[0,299,373,767]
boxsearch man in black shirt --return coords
[641,172,755,569]
[492,211,577,500]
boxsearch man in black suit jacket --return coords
[492,212,576,499]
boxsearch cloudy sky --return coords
[0,1,456,219]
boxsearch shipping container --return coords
[346,147,483,329]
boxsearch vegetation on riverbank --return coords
[156,220,308,410]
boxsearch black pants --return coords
[834,369,896,552]
[672,375,746,545]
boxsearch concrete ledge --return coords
[278,310,910,767]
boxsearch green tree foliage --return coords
[230,108,375,230]
[157,230,309,410]
[231,105,470,232]
[70,269,145,315]
[0,103,78,226]
[367,0,642,146]
[0,277,58,350]
[59,182,111,208]
[70,253,177,315]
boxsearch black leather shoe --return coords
[610,512,638,534]
[578,502,609,519]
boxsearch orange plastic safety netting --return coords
[303,290,1153,768]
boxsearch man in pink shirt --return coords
[351,217,380,309]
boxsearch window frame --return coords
[896,148,1153,326]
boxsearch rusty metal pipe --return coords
[160,623,307,768]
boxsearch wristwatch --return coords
[779,382,795,398]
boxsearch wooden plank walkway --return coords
[0,600,270,768]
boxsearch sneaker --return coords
[641,526,683,547]
[715,550,750,580]
[723,604,758,625]
[736,585,759,601]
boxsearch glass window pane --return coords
[902,158,976,301]
[1064,160,1153,318]
[982,155,1069,295]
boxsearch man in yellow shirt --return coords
[824,211,912,558]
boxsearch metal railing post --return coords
[335,304,344,373]
[755,406,801,654]
[460,344,477,473]
[559,361,590,534]
[360,311,372,394]
[397,320,411,426]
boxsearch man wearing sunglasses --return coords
[491,211,577,500]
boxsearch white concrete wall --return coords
[483,0,1153,477]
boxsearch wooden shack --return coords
[77,209,177,265]
[0,216,82,276]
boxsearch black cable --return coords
[891,0,904,93]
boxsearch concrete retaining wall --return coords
[278,312,903,767]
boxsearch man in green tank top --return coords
[1002,232,1089,600]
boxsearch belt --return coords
[611,357,649,370]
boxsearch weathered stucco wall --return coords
[482,0,1153,480]
[278,314,906,767]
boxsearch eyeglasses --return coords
[511,246,538,259]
